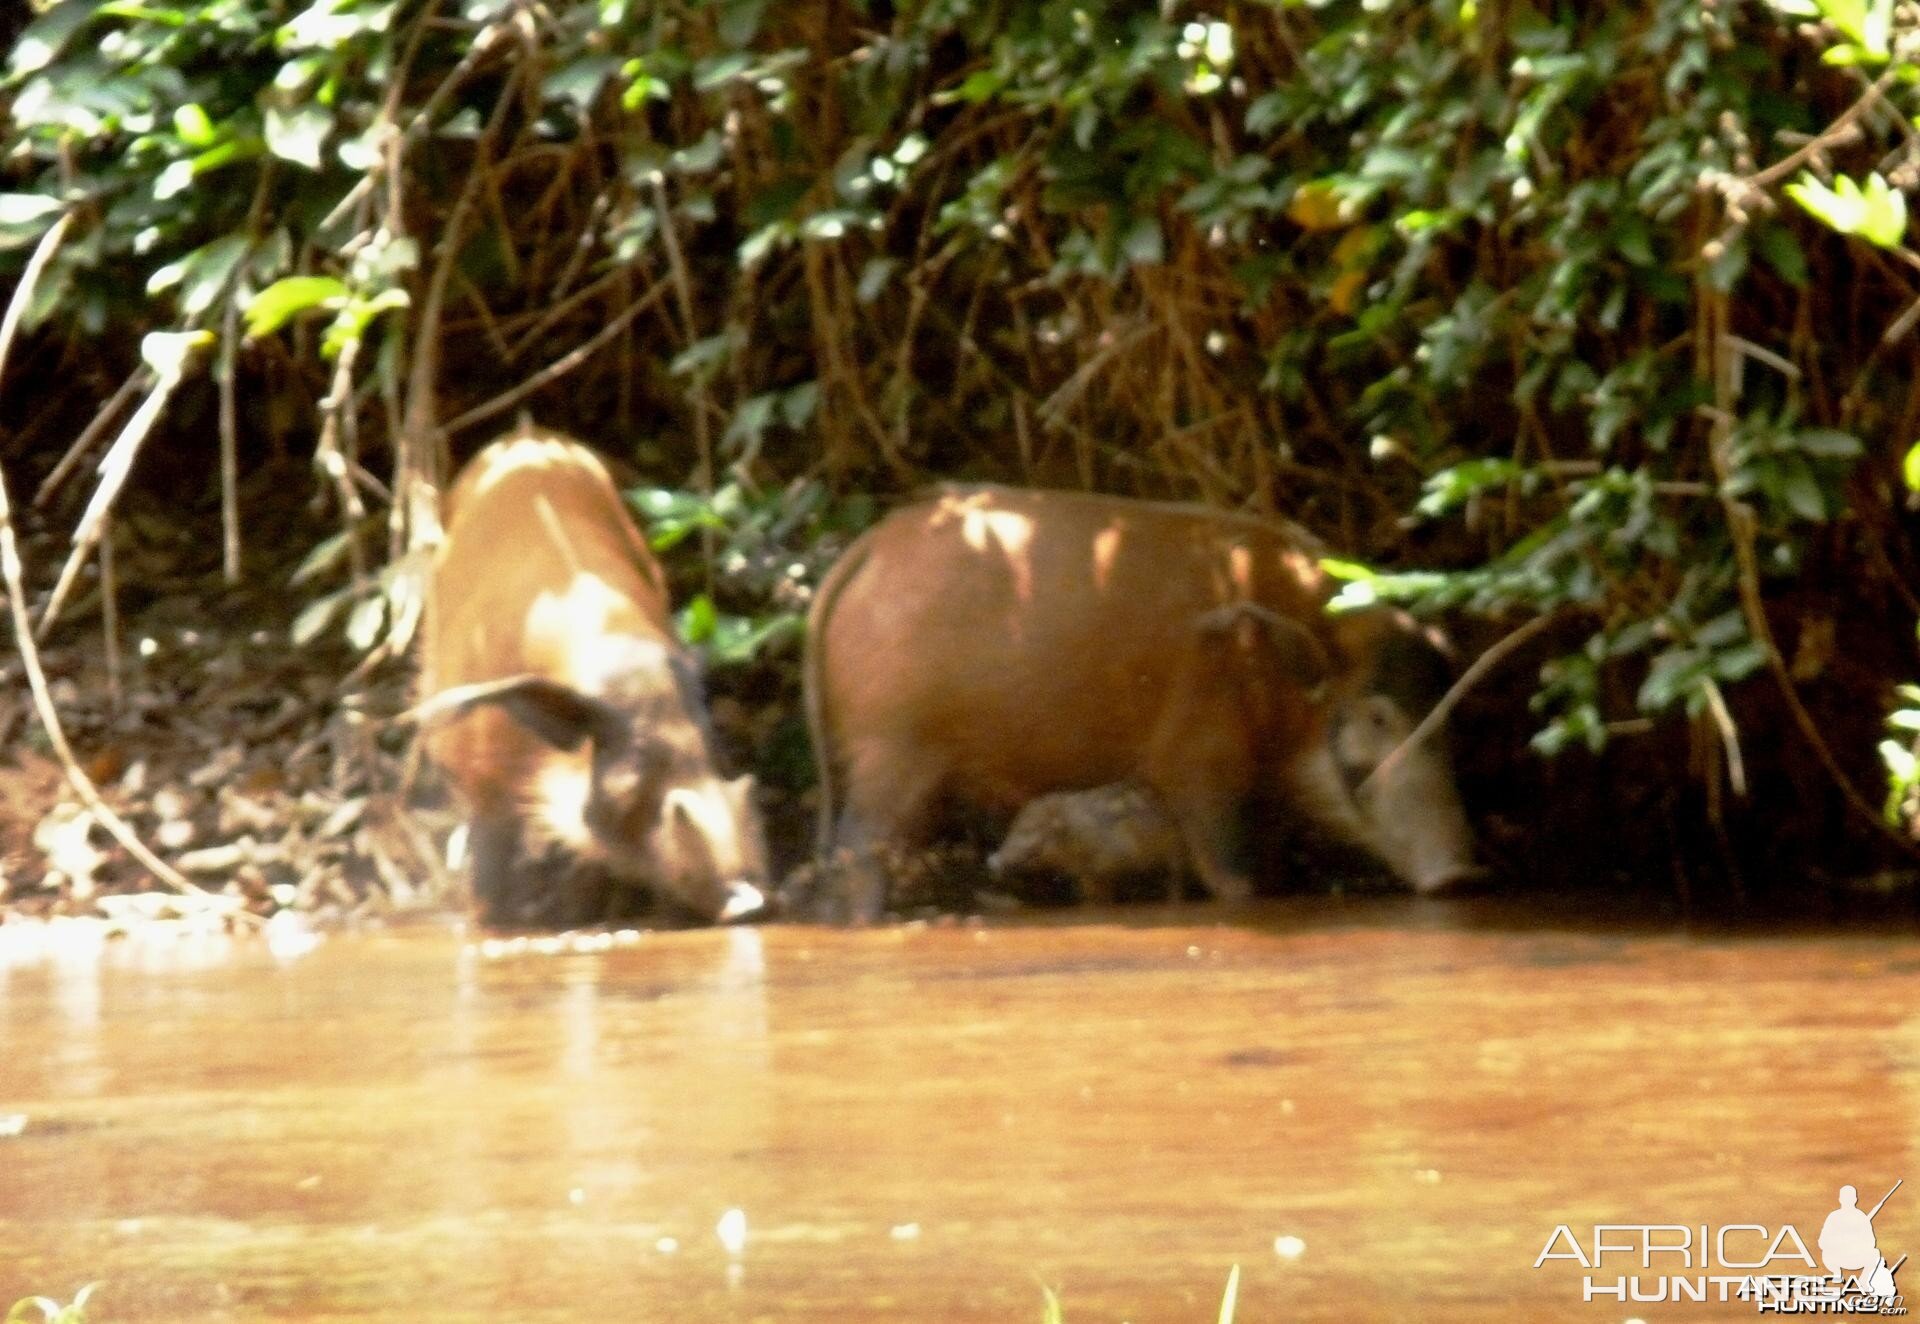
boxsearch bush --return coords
[6,0,1920,887]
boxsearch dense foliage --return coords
[5,0,1920,882]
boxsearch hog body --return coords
[804,485,1475,919]
[987,782,1188,904]
[421,424,768,926]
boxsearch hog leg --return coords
[467,812,523,927]
[829,739,947,924]
[1151,778,1255,904]
[1140,687,1260,904]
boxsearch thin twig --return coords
[1704,308,1920,856]
[1745,69,1896,194]
[32,368,144,509]
[218,297,241,582]
[36,338,206,639]
[652,177,717,588]
[313,339,370,583]
[1358,611,1561,797]
[401,51,526,482]
[1701,676,1747,798]
[98,515,120,712]
[504,261,625,362]
[439,275,674,437]
[0,215,230,906]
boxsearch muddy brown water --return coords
[2,897,1917,1321]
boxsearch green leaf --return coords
[279,0,396,50]
[1780,461,1827,520]
[1881,737,1916,783]
[543,55,622,112]
[244,276,348,338]
[264,104,330,170]
[1418,458,1523,516]
[0,194,67,252]
[1863,0,1893,57]
[320,287,408,359]
[1755,223,1808,287]
[694,53,752,91]
[1713,640,1768,681]
[1787,173,1866,236]
[1793,428,1863,459]
[1639,646,1710,711]
[1822,40,1878,65]
[1905,440,1920,493]
[705,610,802,665]
[1786,172,1906,248]
[154,159,197,201]
[717,0,770,45]
[0,194,67,227]
[1816,0,1871,45]
[1122,214,1164,267]
[668,330,738,381]
[172,102,216,147]
[941,68,1006,105]
[678,593,719,645]
[856,256,896,303]
[8,0,106,77]
[780,380,819,429]
[147,233,250,316]
[345,592,386,650]
[139,329,213,378]
[723,392,779,449]
[1858,172,1908,247]
[1705,233,1748,292]
[290,528,355,586]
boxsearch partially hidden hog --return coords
[987,783,1189,905]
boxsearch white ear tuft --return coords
[663,786,696,826]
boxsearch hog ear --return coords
[412,675,625,752]
[661,787,709,851]
[663,786,698,827]
[1325,605,1449,667]
[1194,602,1332,688]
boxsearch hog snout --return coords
[1355,744,1477,893]
[1333,692,1477,894]
[716,880,770,923]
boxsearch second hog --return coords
[987,783,1189,905]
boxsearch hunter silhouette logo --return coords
[1534,1178,1909,1312]
[1817,1182,1903,1304]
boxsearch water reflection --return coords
[0,900,1916,1321]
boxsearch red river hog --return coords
[419,424,769,926]
[803,485,1476,919]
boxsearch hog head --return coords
[1322,608,1479,893]
[419,663,771,923]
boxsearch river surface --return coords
[2,897,1917,1322]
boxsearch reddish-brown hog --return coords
[419,424,769,926]
[804,486,1476,920]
